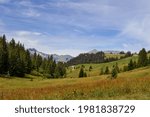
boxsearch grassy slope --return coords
[0,54,149,100]
[67,55,138,78]
[0,66,150,100]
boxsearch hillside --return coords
[67,54,139,78]
[0,66,150,99]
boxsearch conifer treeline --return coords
[0,35,66,78]
[67,51,132,66]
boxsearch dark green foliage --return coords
[0,35,9,74]
[138,48,148,67]
[128,59,134,71]
[125,51,132,57]
[0,35,67,78]
[67,52,105,65]
[43,56,56,78]
[79,67,84,77]
[79,66,87,78]
[0,36,33,77]
[89,66,92,71]
[54,62,66,78]
[120,51,125,54]
[25,50,32,74]
[148,57,150,64]
[133,61,137,69]
[104,66,109,74]
[8,40,26,77]
[111,65,118,79]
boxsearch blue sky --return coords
[0,0,150,56]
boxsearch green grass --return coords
[0,54,150,100]
[0,66,150,100]
[67,55,139,78]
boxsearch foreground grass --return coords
[0,66,150,100]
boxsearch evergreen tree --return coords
[128,59,134,71]
[36,54,42,71]
[44,56,56,78]
[8,39,17,76]
[25,50,32,74]
[111,65,118,79]
[54,62,66,78]
[41,58,47,73]
[138,48,148,67]
[79,67,84,78]
[148,56,150,64]
[32,52,37,70]
[133,61,137,69]
[0,35,9,74]
[104,66,109,74]
[89,66,92,71]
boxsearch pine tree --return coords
[111,65,118,79]
[25,50,32,74]
[104,66,109,74]
[36,54,42,71]
[79,67,84,78]
[138,48,148,67]
[148,56,150,64]
[0,35,9,74]
[89,66,92,71]
[8,39,26,77]
[133,61,137,69]
[8,39,17,76]
[44,56,56,78]
[54,62,66,78]
[128,59,134,71]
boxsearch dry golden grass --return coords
[0,66,150,100]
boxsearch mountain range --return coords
[88,49,121,54]
[28,48,121,63]
[28,48,73,62]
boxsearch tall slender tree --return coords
[138,48,148,67]
[0,35,9,74]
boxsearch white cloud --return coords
[15,30,42,36]
[0,0,9,4]
[6,30,44,52]
[119,16,150,44]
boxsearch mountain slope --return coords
[28,48,73,62]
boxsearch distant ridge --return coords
[88,49,121,54]
[88,49,99,54]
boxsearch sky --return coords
[0,0,150,56]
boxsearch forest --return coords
[0,35,66,78]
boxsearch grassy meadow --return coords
[67,54,139,78]
[0,66,150,100]
[0,54,150,100]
